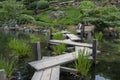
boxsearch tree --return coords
[78,1,120,31]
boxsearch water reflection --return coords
[95,75,110,80]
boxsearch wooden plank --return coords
[29,52,76,70]
[76,25,95,33]
[31,71,43,80]
[49,39,92,48]
[41,68,52,80]
[29,48,93,70]
[75,46,100,56]
[0,69,6,80]
[50,66,60,80]
[65,34,81,41]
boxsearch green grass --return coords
[74,50,91,77]
[0,56,15,78]
[34,7,81,27]
[52,43,66,55]
[52,33,63,40]
[8,39,31,57]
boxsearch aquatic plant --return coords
[52,33,63,40]
[94,32,103,41]
[52,43,66,55]
[74,50,91,77]
[0,56,15,79]
[30,34,41,43]
[8,39,31,57]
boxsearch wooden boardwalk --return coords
[65,34,81,41]
[29,30,100,80]
[29,46,98,70]
[32,66,60,80]
[49,39,92,48]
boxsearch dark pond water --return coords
[0,31,49,80]
[0,31,120,80]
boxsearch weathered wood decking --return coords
[29,46,96,70]
[65,34,81,41]
[32,66,60,80]
[76,25,95,33]
[29,28,100,80]
[49,39,92,48]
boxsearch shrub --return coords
[52,43,66,55]
[8,39,31,57]
[23,0,39,5]
[18,14,36,24]
[94,32,103,42]
[37,1,49,10]
[52,33,63,40]
[0,57,15,78]
[22,10,35,15]
[74,50,91,77]
[30,34,41,43]
[28,1,49,10]
[28,1,37,10]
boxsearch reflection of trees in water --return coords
[96,61,120,80]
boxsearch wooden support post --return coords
[81,24,84,42]
[87,32,92,43]
[92,39,97,64]
[0,69,6,80]
[34,42,41,60]
[47,28,52,49]
[49,28,52,39]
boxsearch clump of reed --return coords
[52,43,66,55]
[29,34,41,43]
[8,39,31,57]
[52,33,63,40]
[0,56,15,79]
[94,32,103,41]
[74,50,91,78]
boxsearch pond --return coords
[0,31,120,80]
[0,31,49,80]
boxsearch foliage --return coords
[28,1,49,10]
[22,9,35,15]
[37,1,49,9]
[78,1,120,30]
[23,0,39,5]
[52,43,66,55]
[52,33,63,40]
[30,34,41,43]
[0,56,15,78]
[74,50,91,77]
[2,0,24,18]
[0,0,24,27]
[17,14,36,24]
[94,32,103,42]
[8,39,31,57]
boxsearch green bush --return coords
[0,57,15,78]
[74,50,91,77]
[22,10,35,15]
[23,0,39,5]
[52,43,66,55]
[37,1,49,9]
[94,32,103,42]
[18,14,36,24]
[52,33,63,40]
[0,2,3,8]
[28,1,37,10]
[28,1,49,10]
[8,39,31,57]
